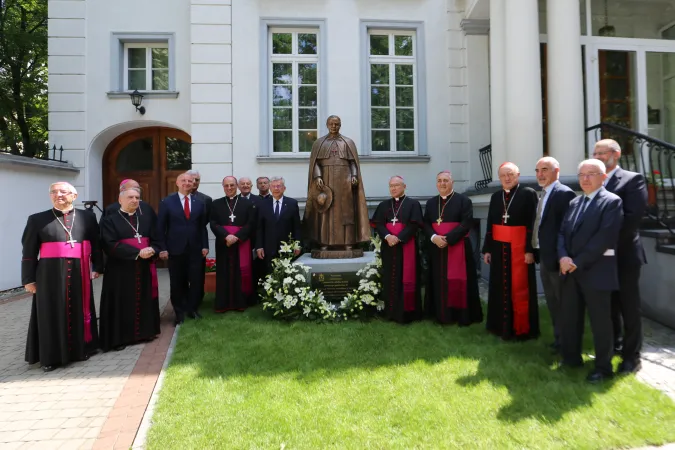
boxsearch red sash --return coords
[386,223,416,312]
[432,222,467,309]
[492,224,530,335]
[224,226,253,296]
[39,241,93,343]
[120,237,159,300]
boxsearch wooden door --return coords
[103,127,192,213]
[598,50,636,156]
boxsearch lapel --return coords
[540,184,557,224]
[606,168,622,192]
[573,190,602,234]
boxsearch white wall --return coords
[0,156,80,290]
[231,0,465,199]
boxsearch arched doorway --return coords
[102,127,192,212]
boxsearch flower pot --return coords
[648,184,658,206]
[204,272,217,293]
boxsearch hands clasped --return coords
[139,247,155,259]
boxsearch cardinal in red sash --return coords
[371,176,424,323]
[21,182,103,372]
[423,171,483,325]
[482,162,540,340]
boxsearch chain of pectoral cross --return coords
[118,209,143,243]
[52,209,78,248]
[501,185,519,224]
[390,197,406,225]
[227,196,239,223]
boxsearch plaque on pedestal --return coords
[295,252,376,303]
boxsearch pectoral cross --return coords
[502,213,510,224]
[436,217,443,225]
[134,232,142,244]
[66,238,77,248]
[391,216,398,225]
[229,213,236,222]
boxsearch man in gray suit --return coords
[558,159,623,383]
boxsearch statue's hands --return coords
[316,178,324,189]
[351,176,358,186]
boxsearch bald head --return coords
[222,176,238,198]
[592,139,622,171]
[535,157,560,188]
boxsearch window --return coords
[269,28,319,153]
[368,30,417,153]
[124,43,169,91]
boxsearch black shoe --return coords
[83,354,90,361]
[586,370,614,384]
[187,311,202,320]
[42,365,57,373]
[174,316,184,326]
[113,345,127,352]
[614,338,624,355]
[618,359,642,374]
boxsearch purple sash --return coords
[120,237,158,300]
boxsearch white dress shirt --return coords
[178,192,192,212]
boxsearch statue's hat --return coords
[313,185,333,214]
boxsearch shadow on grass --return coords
[171,295,618,425]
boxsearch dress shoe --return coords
[187,311,202,320]
[618,360,642,375]
[613,338,624,355]
[586,370,614,384]
[113,345,127,352]
[42,365,57,373]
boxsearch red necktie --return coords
[183,195,190,220]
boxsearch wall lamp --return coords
[129,90,146,115]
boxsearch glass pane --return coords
[298,63,317,85]
[273,63,292,84]
[394,35,413,56]
[273,131,292,152]
[396,130,415,151]
[395,65,413,85]
[273,86,292,106]
[128,48,146,68]
[605,79,628,101]
[151,48,168,69]
[370,64,389,85]
[128,70,146,90]
[299,130,317,153]
[152,70,169,90]
[299,108,317,129]
[592,1,675,39]
[604,52,628,76]
[370,35,389,55]
[646,52,675,144]
[116,138,153,171]
[371,87,389,107]
[272,33,292,54]
[273,108,292,129]
[371,108,390,129]
[166,137,192,170]
[372,130,390,151]
[598,50,637,134]
[396,87,414,107]
[396,109,414,129]
[298,86,317,107]
[298,33,317,54]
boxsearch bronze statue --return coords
[304,116,370,258]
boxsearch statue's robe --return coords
[304,134,370,247]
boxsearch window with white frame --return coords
[368,30,417,153]
[123,43,170,92]
[269,28,319,153]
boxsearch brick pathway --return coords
[0,270,173,450]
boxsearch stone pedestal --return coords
[310,248,364,259]
[296,252,376,302]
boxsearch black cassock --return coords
[482,185,540,340]
[99,209,162,351]
[22,208,103,367]
[210,195,256,312]
[372,196,424,323]
[423,193,483,325]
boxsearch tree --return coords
[0,0,48,157]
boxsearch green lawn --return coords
[146,296,675,450]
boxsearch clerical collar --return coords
[504,184,519,194]
[393,195,406,202]
[120,208,137,216]
[53,206,74,214]
[440,191,454,200]
[228,195,237,200]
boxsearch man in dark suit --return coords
[255,176,301,272]
[158,173,209,325]
[257,176,271,200]
[187,170,212,307]
[239,176,265,304]
[533,157,576,352]
[558,159,623,383]
[592,139,648,374]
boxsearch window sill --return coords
[256,155,311,163]
[106,91,180,99]
[256,154,430,163]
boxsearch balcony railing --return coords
[474,144,492,191]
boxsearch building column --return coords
[504,0,543,177]
[547,0,585,175]
[489,0,506,179]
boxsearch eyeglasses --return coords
[577,173,603,179]
[592,150,614,157]
[50,189,72,195]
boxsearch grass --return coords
[146,296,675,450]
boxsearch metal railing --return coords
[586,122,675,225]
[474,144,492,191]
[0,145,67,163]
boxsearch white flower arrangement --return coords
[260,235,383,322]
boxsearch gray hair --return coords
[120,187,141,197]
[499,162,520,174]
[186,169,200,177]
[436,170,453,179]
[389,175,405,184]
[238,177,252,185]
[270,176,286,187]
[49,182,77,195]
[536,156,560,170]
[595,139,621,153]
[577,159,607,174]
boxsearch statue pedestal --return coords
[310,248,364,259]
[296,252,376,303]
